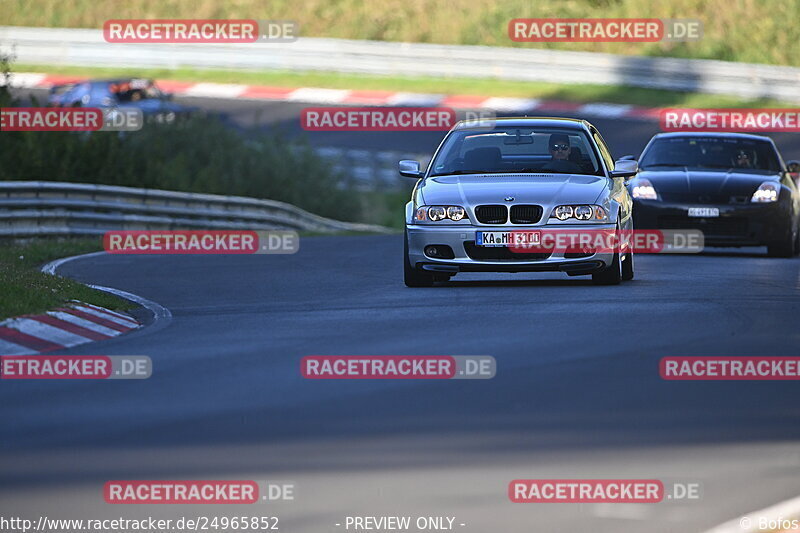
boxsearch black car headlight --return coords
[631,178,658,200]
[414,205,469,222]
[751,182,779,203]
[550,205,608,222]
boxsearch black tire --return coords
[621,250,635,281]
[767,226,797,258]
[592,222,623,285]
[404,231,435,287]
[794,226,800,257]
[592,251,622,285]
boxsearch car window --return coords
[112,80,163,103]
[592,130,615,171]
[429,127,603,177]
[50,83,76,96]
[640,136,782,172]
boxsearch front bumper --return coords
[406,224,616,274]
[633,200,792,246]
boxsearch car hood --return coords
[418,173,608,206]
[637,169,779,200]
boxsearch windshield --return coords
[429,127,604,177]
[640,136,781,172]
[110,79,165,103]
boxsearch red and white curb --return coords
[0,301,140,355]
[9,72,662,121]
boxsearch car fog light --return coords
[425,245,455,259]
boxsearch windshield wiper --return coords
[431,170,505,176]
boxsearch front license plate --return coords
[476,231,541,247]
[688,207,720,217]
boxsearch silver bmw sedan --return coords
[401,117,637,286]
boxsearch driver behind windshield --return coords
[542,133,582,173]
[735,150,753,169]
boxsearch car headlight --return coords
[631,179,658,200]
[554,205,573,220]
[574,205,593,220]
[428,206,447,221]
[447,206,466,221]
[414,205,469,222]
[751,182,779,203]
[550,205,608,222]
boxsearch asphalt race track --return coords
[3,96,800,532]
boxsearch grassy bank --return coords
[14,64,795,109]
[0,115,366,222]
[1,56,367,224]
[4,0,799,67]
[0,238,130,321]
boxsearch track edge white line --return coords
[40,251,173,327]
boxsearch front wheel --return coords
[592,251,622,285]
[592,223,624,285]
[767,225,797,258]
[795,227,800,256]
[404,231,435,287]
[621,250,635,281]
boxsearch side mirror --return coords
[786,160,800,180]
[619,154,636,161]
[399,160,423,179]
[610,159,638,179]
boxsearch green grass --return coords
[4,0,799,66]
[0,100,364,224]
[0,238,132,321]
[358,191,408,230]
[14,63,796,109]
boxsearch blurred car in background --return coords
[627,132,800,257]
[47,78,195,123]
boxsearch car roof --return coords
[651,131,774,142]
[453,117,594,131]
[88,78,155,86]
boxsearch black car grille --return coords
[659,193,751,205]
[464,241,551,261]
[659,193,730,204]
[658,216,748,237]
[474,205,543,224]
[510,205,543,224]
[475,205,507,224]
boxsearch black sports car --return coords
[627,132,800,257]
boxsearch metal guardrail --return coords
[0,181,393,236]
[2,26,800,102]
[315,147,429,190]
